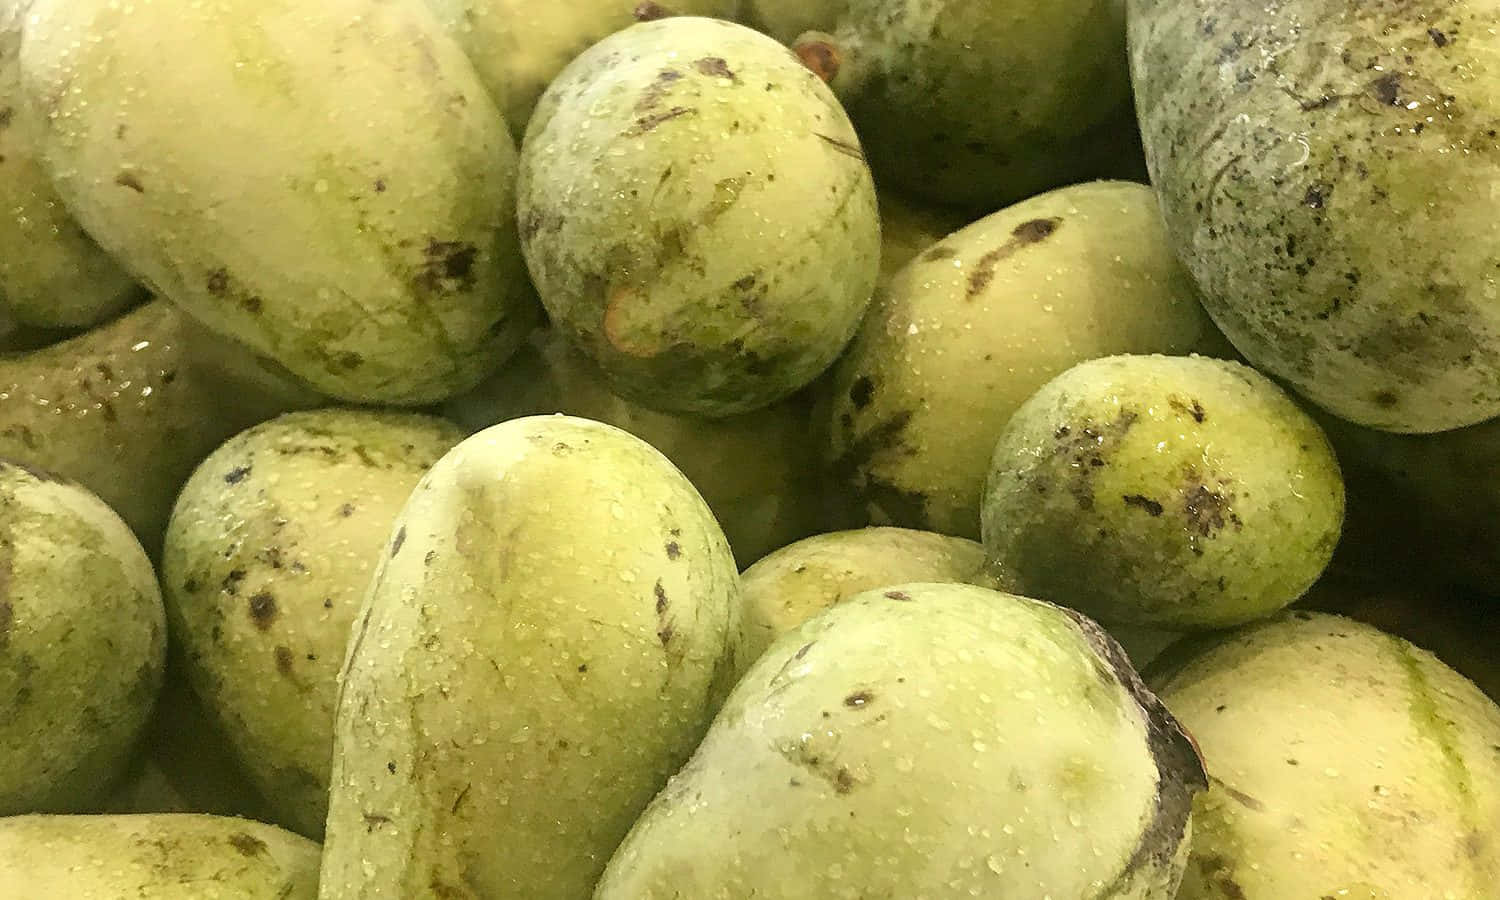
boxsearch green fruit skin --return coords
[597,581,1206,899]
[0,2,142,331]
[445,328,825,567]
[810,0,1140,209]
[1130,0,1500,433]
[738,526,983,662]
[873,190,971,289]
[981,354,1344,630]
[0,300,323,558]
[518,16,880,418]
[824,181,1227,540]
[1149,612,1500,898]
[320,415,744,899]
[20,0,538,405]
[162,410,465,839]
[0,461,165,815]
[422,0,740,140]
[0,813,321,899]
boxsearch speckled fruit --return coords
[0,814,321,899]
[824,181,1226,540]
[518,16,880,418]
[162,410,465,839]
[0,300,322,557]
[981,354,1344,630]
[790,0,1140,209]
[20,0,538,405]
[0,460,165,815]
[1149,611,1500,898]
[319,415,743,900]
[596,581,1207,899]
[738,526,982,661]
[422,0,740,139]
[1130,0,1500,432]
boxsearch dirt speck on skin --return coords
[227,832,267,857]
[694,57,736,80]
[248,591,278,629]
[114,171,145,193]
[415,239,478,294]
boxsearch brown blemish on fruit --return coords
[248,592,278,630]
[966,217,1063,299]
[795,38,840,82]
[361,812,391,832]
[1123,494,1165,516]
[636,69,684,114]
[883,590,913,602]
[206,268,229,296]
[227,833,267,857]
[223,465,251,484]
[114,171,145,193]
[694,57,736,80]
[664,541,681,560]
[848,376,875,410]
[654,580,673,646]
[274,645,294,677]
[338,503,355,517]
[1050,410,1140,510]
[1169,395,1207,422]
[627,106,695,137]
[923,245,957,261]
[222,569,247,594]
[416,239,478,294]
[843,690,875,708]
[0,107,11,129]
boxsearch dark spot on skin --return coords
[632,1,672,21]
[627,106,695,136]
[883,590,913,602]
[1304,185,1327,209]
[694,57,735,80]
[374,178,386,192]
[815,133,864,162]
[794,642,815,660]
[578,664,588,673]
[1012,218,1060,243]
[828,410,917,522]
[224,465,251,484]
[391,527,406,556]
[258,547,283,569]
[183,579,201,593]
[843,690,874,708]
[1428,28,1449,48]
[732,273,758,292]
[338,502,355,517]
[1373,390,1399,408]
[1368,73,1403,107]
[114,171,144,193]
[416,239,478,294]
[241,295,263,314]
[848,376,875,410]
[227,833,267,857]
[966,217,1063,298]
[0,107,11,129]
[222,569,247,594]
[1169,395,1206,422]
[248,592,278,630]
[834,768,856,793]
[424,550,437,566]
[923,245,957,261]
[387,761,397,774]
[451,783,471,814]
[635,68,684,113]
[362,813,391,832]
[655,580,673,646]
[206,268,229,296]
[274,645,294,676]
[1123,494,1165,516]
[664,541,680,560]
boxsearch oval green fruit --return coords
[319,415,743,899]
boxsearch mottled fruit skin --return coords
[444,328,825,567]
[597,582,1207,899]
[0,1,142,331]
[320,415,744,900]
[1149,612,1500,898]
[0,814,321,899]
[162,410,464,839]
[824,181,1227,540]
[981,354,1344,630]
[20,0,538,405]
[0,461,166,815]
[0,300,322,557]
[518,17,880,418]
[739,526,983,661]
[1130,0,1500,432]
[422,0,739,139]
[798,0,1141,209]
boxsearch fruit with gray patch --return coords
[738,526,982,661]
[0,813,321,899]
[1148,611,1500,898]
[518,16,880,418]
[0,0,142,332]
[0,460,166,815]
[319,415,743,899]
[789,0,1140,209]
[20,0,538,405]
[981,354,1344,630]
[0,299,322,558]
[1129,0,1500,432]
[823,181,1226,540]
[162,409,465,839]
[422,0,740,140]
[596,581,1207,899]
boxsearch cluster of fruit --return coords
[1,1,1497,898]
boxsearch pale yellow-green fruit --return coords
[0,814,321,899]
[0,460,165,815]
[422,0,740,139]
[597,582,1207,899]
[738,526,982,661]
[823,180,1226,539]
[1149,611,1500,898]
[20,0,538,404]
[319,415,743,899]
[162,409,464,839]
[444,328,824,567]
[874,190,971,288]
[0,299,322,557]
[0,1,141,331]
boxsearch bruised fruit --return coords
[1130,0,1500,432]
[20,0,538,404]
[596,581,1207,899]
[444,328,824,566]
[0,461,165,815]
[319,415,743,899]
[518,16,880,417]
[1150,611,1500,898]
[0,813,321,899]
[738,526,982,661]
[824,181,1226,540]
[981,354,1344,630]
[162,410,465,838]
